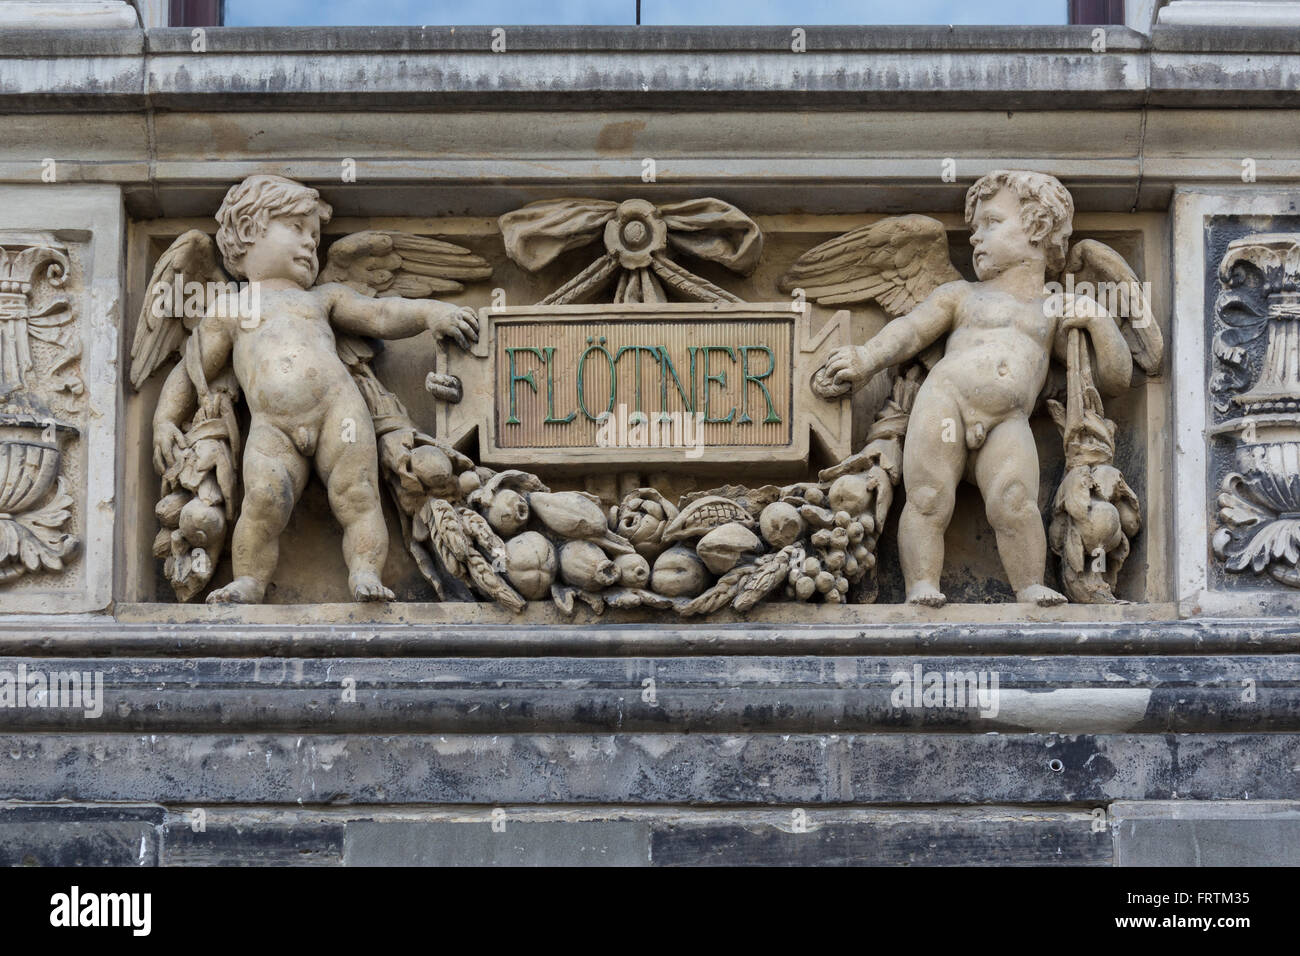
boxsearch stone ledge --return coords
[0,804,1110,866]
[0,805,160,866]
[4,732,1295,804]
[1,25,1150,56]
[1,25,1293,114]
[1,614,1294,657]
[0,654,1295,733]
[140,25,1152,54]
[1151,23,1300,52]
[1112,800,1300,865]
[9,800,1298,865]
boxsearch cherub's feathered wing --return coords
[130,230,226,390]
[317,230,493,298]
[778,214,962,313]
[130,230,240,601]
[780,215,961,403]
[1060,238,1163,376]
[778,214,959,474]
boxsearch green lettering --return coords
[541,346,576,424]
[505,346,543,425]
[577,337,616,422]
[702,346,736,424]
[614,345,661,416]
[739,345,780,425]
[657,345,696,420]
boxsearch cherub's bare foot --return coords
[906,583,947,607]
[1017,584,1067,606]
[206,576,266,604]
[350,570,395,602]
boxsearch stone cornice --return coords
[0,25,1296,113]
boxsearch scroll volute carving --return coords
[1211,233,1300,588]
[0,241,81,585]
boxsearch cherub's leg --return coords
[207,422,308,604]
[316,395,394,602]
[974,415,1066,606]
[899,386,966,607]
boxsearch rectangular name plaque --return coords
[439,302,852,472]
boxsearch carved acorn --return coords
[408,443,454,488]
[660,495,755,544]
[504,531,557,600]
[696,522,761,575]
[458,469,482,497]
[560,539,620,590]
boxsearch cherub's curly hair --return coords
[214,175,333,278]
[963,170,1073,274]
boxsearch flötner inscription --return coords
[440,302,851,470]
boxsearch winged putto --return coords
[130,174,488,603]
[784,170,1162,605]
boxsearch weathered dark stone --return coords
[1113,801,1300,866]
[161,814,343,866]
[3,732,1295,805]
[0,806,162,867]
[343,821,650,867]
[0,654,1294,733]
[1,619,1296,657]
[650,811,1109,866]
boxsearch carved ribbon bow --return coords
[498,198,763,305]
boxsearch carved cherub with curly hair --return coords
[141,175,480,603]
[817,171,1135,606]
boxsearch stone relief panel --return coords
[125,172,1167,614]
[1208,223,1300,590]
[0,237,82,591]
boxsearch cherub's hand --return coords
[1060,310,1095,332]
[153,421,188,474]
[823,345,877,391]
[427,304,480,352]
[425,371,463,404]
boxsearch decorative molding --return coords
[1211,232,1300,588]
[0,239,82,586]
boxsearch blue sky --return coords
[226,0,1067,27]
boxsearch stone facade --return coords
[0,16,1298,865]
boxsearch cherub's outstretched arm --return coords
[322,284,479,350]
[823,281,963,391]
